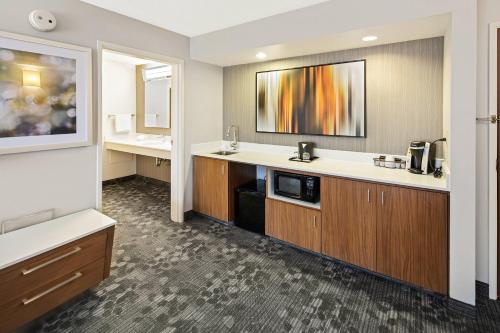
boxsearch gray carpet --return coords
[22,177,500,332]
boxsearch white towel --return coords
[145,113,157,127]
[114,114,132,133]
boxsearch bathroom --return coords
[101,49,173,211]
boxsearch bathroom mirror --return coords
[143,66,171,129]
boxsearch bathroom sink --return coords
[211,150,238,156]
[137,140,166,146]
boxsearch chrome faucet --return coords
[226,125,238,150]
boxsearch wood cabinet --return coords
[321,177,377,270]
[0,227,114,333]
[193,156,230,221]
[192,157,449,294]
[265,198,321,252]
[321,176,448,294]
[376,185,448,294]
[376,185,420,286]
[193,156,256,222]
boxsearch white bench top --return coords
[0,209,116,270]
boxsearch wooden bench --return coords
[0,209,116,333]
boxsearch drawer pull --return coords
[22,272,83,305]
[22,246,82,276]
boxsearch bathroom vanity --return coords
[104,134,171,159]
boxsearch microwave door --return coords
[276,176,302,199]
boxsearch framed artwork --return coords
[256,60,365,137]
[0,31,92,154]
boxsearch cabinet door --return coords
[265,199,321,252]
[417,190,448,293]
[321,177,377,270]
[376,185,419,285]
[376,185,448,294]
[193,156,229,221]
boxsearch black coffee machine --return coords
[298,142,314,160]
[406,141,432,174]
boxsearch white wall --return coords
[183,60,223,211]
[476,0,500,285]
[0,0,222,223]
[102,57,137,181]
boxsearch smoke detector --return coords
[28,9,57,32]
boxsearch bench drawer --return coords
[0,258,105,333]
[0,230,107,306]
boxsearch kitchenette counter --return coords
[192,143,448,192]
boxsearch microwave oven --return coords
[273,171,320,203]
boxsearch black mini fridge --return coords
[235,180,266,235]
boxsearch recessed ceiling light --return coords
[362,35,378,42]
[256,52,267,59]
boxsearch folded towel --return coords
[114,114,132,133]
[145,113,157,127]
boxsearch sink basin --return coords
[137,140,166,146]
[212,150,238,156]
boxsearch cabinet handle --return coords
[221,164,224,175]
[367,189,370,203]
[22,272,83,305]
[313,215,317,227]
[381,191,384,205]
[22,246,82,276]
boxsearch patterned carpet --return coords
[21,177,500,332]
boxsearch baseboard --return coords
[446,297,477,319]
[184,210,195,221]
[102,175,136,186]
[476,280,489,297]
[135,175,170,187]
[103,175,170,187]
[189,211,234,225]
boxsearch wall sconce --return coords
[22,69,41,87]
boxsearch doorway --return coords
[96,42,184,223]
[488,25,500,300]
[497,27,500,299]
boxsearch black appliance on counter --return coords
[274,171,320,203]
[298,141,315,160]
[235,180,266,235]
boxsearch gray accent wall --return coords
[223,37,444,155]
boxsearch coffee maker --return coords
[406,141,432,174]
[298,142,314,160]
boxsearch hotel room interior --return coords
[0,0,499,332]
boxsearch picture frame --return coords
[255,59,366,138]
[0,31,92,155]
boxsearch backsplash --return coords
[223,37,444,155]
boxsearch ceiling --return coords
[80,0,328,37]
[190,14,450,66]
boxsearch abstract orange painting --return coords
[256,60,365,137]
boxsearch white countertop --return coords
[105,134,171,159]
[105,134,171,151]
[192,146,448,192]
[0,209,116,270]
